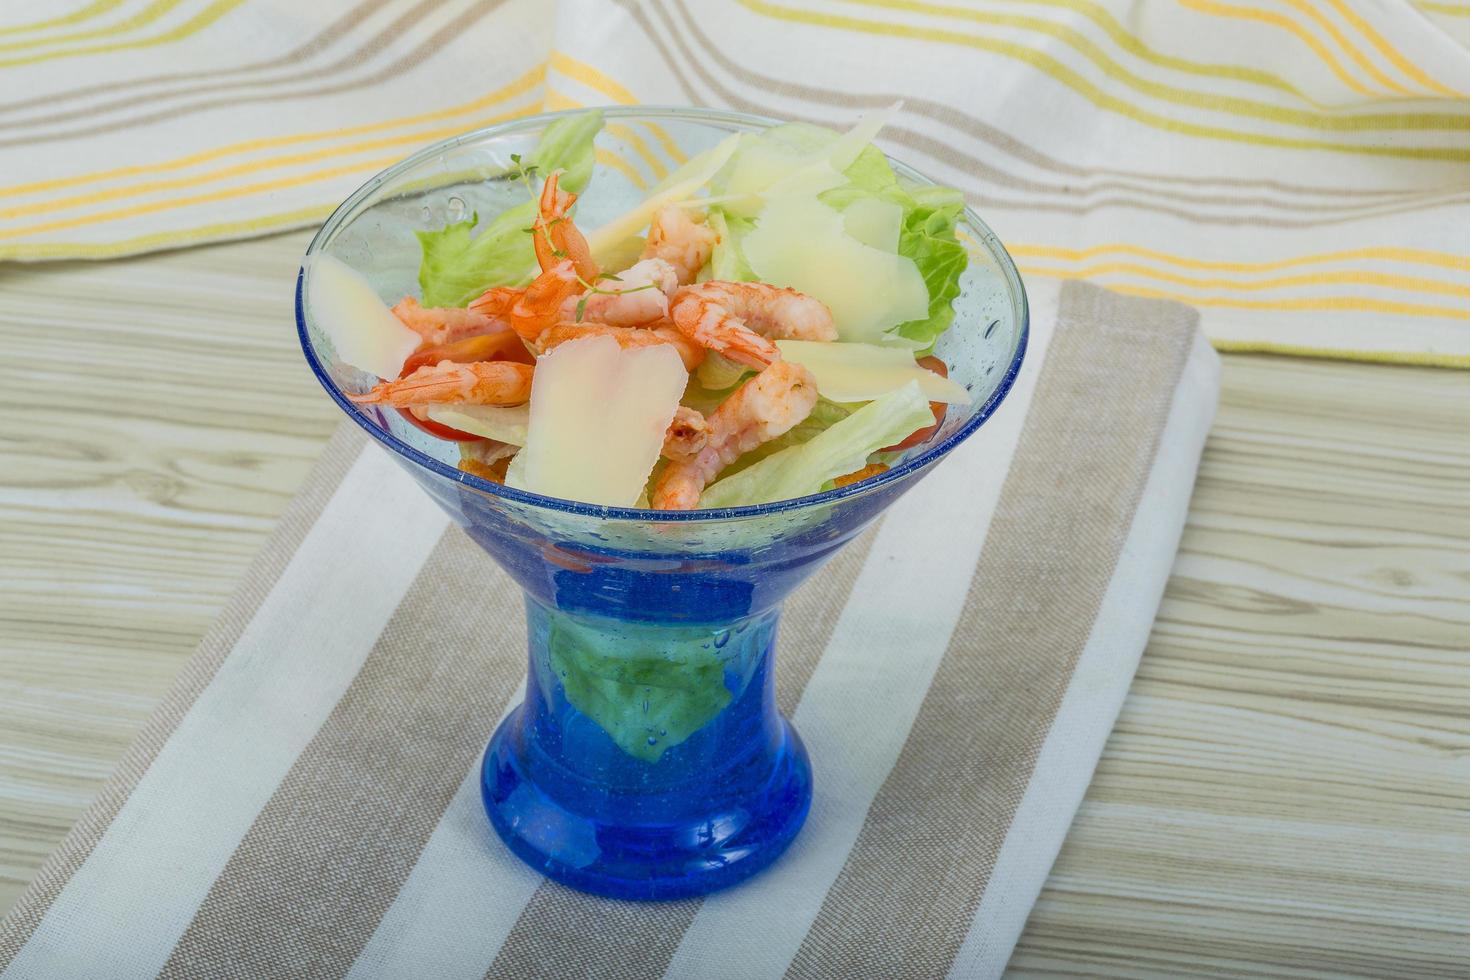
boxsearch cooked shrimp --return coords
[561,257,678,326]
[536,321,705,371]
[662,406,709,461]
[392,297,509,347]
[651,361,818,510]
[643,206,718,284]
[534,170,598,280]
[670,281,836,370]
[347,360,533,407]
[475,260,584,343]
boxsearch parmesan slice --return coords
[306,254,421,380]
[425,403,530,445]
[507,336,688,506]
[775,340,970,405]
[742,194,928,344]
[585,133,741,268]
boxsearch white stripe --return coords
[663,284,1059,980]
[946,328,1220,979]
[345,687,540,980]
[2,447,450,980]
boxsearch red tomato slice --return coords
[881,355,950,453]
[394,330,535,442]
[396,407,482,442]
[400,330,533,375]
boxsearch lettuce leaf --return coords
[547,615,732,763]
[700,382,931,507]
[711,124,967,352]
[889,193,967,349]
[706,209,756,282]
[416,110,605,307]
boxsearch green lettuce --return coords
[700,382,931,507]
[716,398,851,479]
[545,614,735,762]
[709,125,967,352]
[706,209,756,282]
[416,110,605,307]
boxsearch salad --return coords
[309,107,973,510]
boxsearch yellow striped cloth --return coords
[2,0,1468,366]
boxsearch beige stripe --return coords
[160,527,528,977]
[0,0,388,121]
[786,282,1197,978]
[641,0,1466,228]
[0,0,504,152]
[0,423,366,971]
[483,523,883,980]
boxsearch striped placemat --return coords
[0,281,1219,979]
[3,0,1468,366]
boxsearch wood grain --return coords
[1,234,1467,975]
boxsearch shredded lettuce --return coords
[716,398,852,479]
[700,383,931,507]
[416,110,605,307]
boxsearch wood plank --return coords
[1,234,1467,973]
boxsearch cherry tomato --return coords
[881,355,950,453]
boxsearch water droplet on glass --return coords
[447,196,466,221]
[641,699,650,713]
[420,205,432,222]
[647,735,658,746]
[712,629,731,649]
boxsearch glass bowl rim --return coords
[295,105,1029,523]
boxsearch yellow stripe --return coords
[854,0,1362,110]
[0,0,243,70]
[0,105,537,221]
[1280,0,1418,95]
[1417,1,1470,15]
[0,203,334,261]
[0,0,127,38]
[1,83,544,238]
[1008,242,1470,275]
[0,0,181,55]
[0,154,409,241]
[1211,338,1470,368]
[550,50,640,103]
[742,0,1470,159]
[1020,265,1470,320]
[0,63,547,200]
[1020,260,1470,303]
[1323,0,1463,97]
[1177,0,1380,96]
[847,0,1469,131]
[544,85,651,190]
[606,122,671,181]
[595,147,650,190]
[548,50,689,165]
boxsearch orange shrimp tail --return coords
[534,171,599,281]
[510,261,583,342]
[469,286,521,318]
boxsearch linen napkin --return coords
[3,0,1468,367]
[0,280,1220,979]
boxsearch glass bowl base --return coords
[480,710,813,901]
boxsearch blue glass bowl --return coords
[296,107,1027,900]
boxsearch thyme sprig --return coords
[509,154,657,323]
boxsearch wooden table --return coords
[2,233,1467,976]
